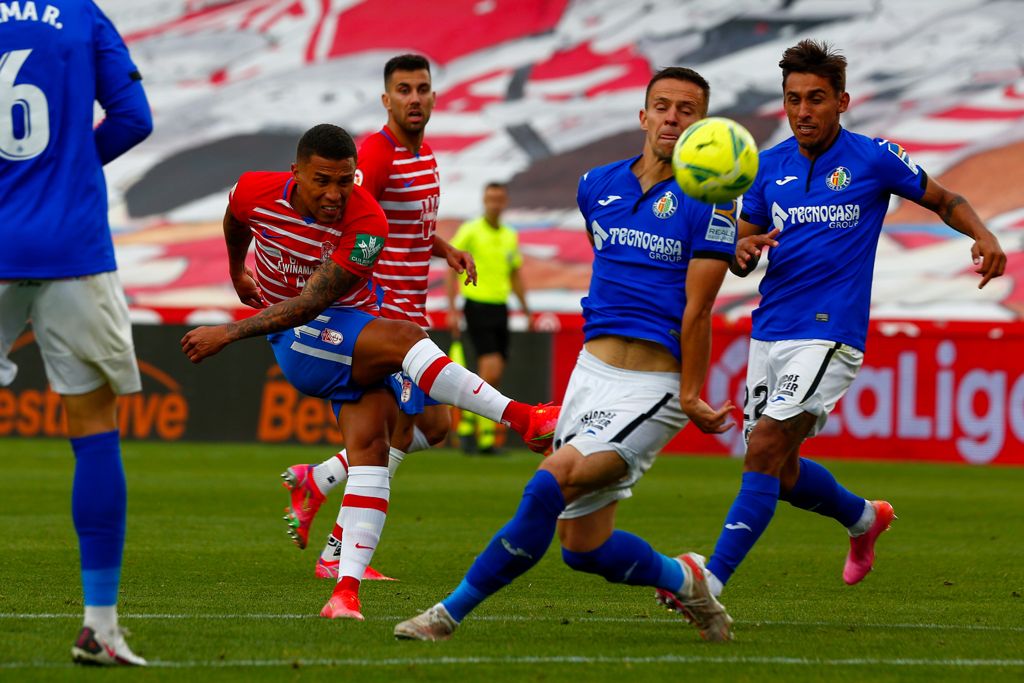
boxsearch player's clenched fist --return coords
[181,326,231,363]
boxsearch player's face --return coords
[482,186,508,221]
[640,79,707,163]
[290,154,357,224]
[783,72,849,155]
[384,69,435,134]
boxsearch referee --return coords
[447,182,532,454]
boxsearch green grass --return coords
[1,440,1022,681]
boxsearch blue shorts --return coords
[268,308,425,419]
[372,282,440,411]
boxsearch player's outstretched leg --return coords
[394,470,565,640]
[69,430,146,667]
[401,338,559,453]
[779,458,894,584]
[560,529,732,642]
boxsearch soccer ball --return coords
[672,117,759,204]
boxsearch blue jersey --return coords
[742,129,928,351]
[0,0,151,278]
[578,157,737,361]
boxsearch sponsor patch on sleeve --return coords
[705,200,738,243]
[349,233,384,267]
[885,141,919,175]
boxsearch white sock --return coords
[320,525,342,564]
[388,447,405,479]
[83,605,117,635]
[409,426,431,453]
[313,451,348,495]
[707,571,724,598]
[403,338,510,423]
[847,500,875,536]
[337,466,390,583]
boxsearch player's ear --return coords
[381,92,390,111]
[838,90,850,114]
[639,108,649,131]
[290,162,299,178]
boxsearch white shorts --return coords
[0,272,141,395]
[555,349,688,519]
[743,338,863,444]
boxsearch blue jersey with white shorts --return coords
[0,0,151,278]
[741,129,928,351]
[577,156,738,360]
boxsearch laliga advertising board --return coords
[688,322,1024,465]
[548,318,1024,466]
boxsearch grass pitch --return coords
[0,439,1022,681]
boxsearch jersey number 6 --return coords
[0,49,50,162]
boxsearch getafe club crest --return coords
[652,190,678,219]
[826,166,852,191]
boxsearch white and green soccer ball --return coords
[672,117,759,204]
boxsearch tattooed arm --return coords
[181,259,358,363]
[914,176,1005,288]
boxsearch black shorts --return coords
[464,300,510,359]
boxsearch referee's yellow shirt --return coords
[450,217,522,305]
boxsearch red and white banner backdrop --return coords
[549,315,1024,466]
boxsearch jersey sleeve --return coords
[577,170,594,232]
[873,139,928,201]
[509,230,523,269]
[331,205,389,279]
[689,198,738,261]
[92,5,152,164]
[227,173,256,224]
[738,156,769,227]
[356,135,392,200]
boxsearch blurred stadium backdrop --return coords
[4,0,1024,464]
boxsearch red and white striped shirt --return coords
[356,127,440,328]
[228,171,388,314]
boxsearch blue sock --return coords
[71,431,126,606]
[780,458,865,528]
[443,470,564,622]
[706,471,779,587]
[561,530,684,592]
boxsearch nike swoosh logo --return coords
[725,522,752,532]
[622,560,640,582]
[771,396,787,403]
[472,381,484,395]
[261,229,282,239]
[354,543,375,550]
[597,195,622,206]
[775,176,799,186]
[404,180,415,187]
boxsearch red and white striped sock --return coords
[403,339,529,429]
[336,466,390,591]
[313,450,349,495]
[322,448,403,564]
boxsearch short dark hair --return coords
[296,124,357,163]
[645,67,710,111]
[484,182,507,192]
[384,54,431,87]
[779,39,847,95]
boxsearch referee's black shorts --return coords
[464,300,510,359]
